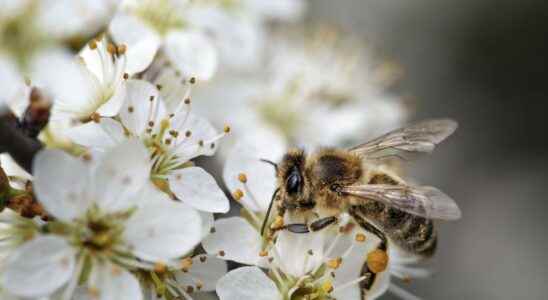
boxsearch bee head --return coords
[277,149,314,210]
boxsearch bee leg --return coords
[282,223,310,234]
[309,216,338,232]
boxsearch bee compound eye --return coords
[286,170,302,195]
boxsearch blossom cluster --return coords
[0,1,427,300]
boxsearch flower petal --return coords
[65,118,126,151]
[96,83,126,117]
[119,79,162,136]
[216,267,281,300]
[0,236,76,298]
[124,201,202,261]
[170,112,220,161]
[31,49,101,122]
[33,149,90,221]
[202,217,263,266]
[164,30,218,81]
[109,13,161,74]
[169,167,229,213]
[274,230,327,278]
[92,139,150,211]
[80,261,143,300]
[223,127,287,211]
[175,255,227,292]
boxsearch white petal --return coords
[164,30,218,81]
[0,236,76,298]
[175,255,227,292]
[0,154,32,182]
[333,226,389,300]
[33,149,90,221]
[216,267,281,300]
[92,139,150,211]
[124,201,202,261]
[223,127,287,211]
[109,13,161,74]
[169,167,229,213]
[274,230,327,278]
[65,118,126,151]
[0,54,24,113]
[202,217,264,266]
[95,83,126,117]
[31,49,101,122]
[79,261,143,300]
[119,79,161,135]
[171,112,220,161]
[199,211,215,240]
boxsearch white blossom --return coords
[0,140,204,299]
[66,79,230,214]
[193,25,406,154]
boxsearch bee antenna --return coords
[261,188,280,236]
[260,159,278,173]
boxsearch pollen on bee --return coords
[232,189,244,201]
[321,281,334,294]
[271,216,284,229]
[327,257,343,269]
[237,173,247,183]
[367,249,389,274]
[154,262,167,273]
[355,233,366,242]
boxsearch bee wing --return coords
[342,184,461,220]
[349,119,457,161]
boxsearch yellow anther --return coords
[107,43,117,55]
[89,40,98,49]
[189,77,196,84]
[232,189,244,201]
[327,257,342,269]
[259,250,268,257]
[223,125,231,133]
[184,98,191,104]
[117,44,127,55]
[196,280,204,290]
[154,262,167,273]
[180,257,193,272]
[355,233,366,242]
[367,249,389,273]
[237,173,247,183]
[90,113,101,123]
[321,281,334,293]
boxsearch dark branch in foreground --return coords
[0,112,43,174]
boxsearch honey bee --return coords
[260,119,461,294]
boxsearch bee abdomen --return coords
[388,214,437,258]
